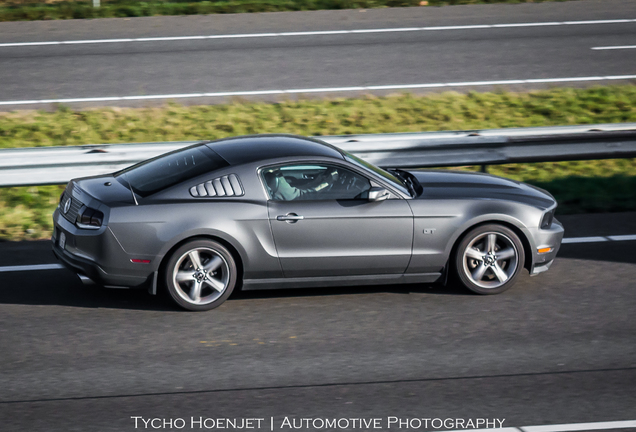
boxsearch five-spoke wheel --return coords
[165,239,237,311]
[454,224,525,295]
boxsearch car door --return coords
[263,163,414,278]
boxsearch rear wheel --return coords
[164,239,237,311]
[454,224,525,295]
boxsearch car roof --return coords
[206,134,345,165]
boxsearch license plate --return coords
[59,232,66,250]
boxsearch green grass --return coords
[2,86,636,149]
[0,0,575,22]
[0,85,635,241]
[0,185,64,241]
[481,159,636,214]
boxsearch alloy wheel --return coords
[171,247,230,306]
[462,231,519,290]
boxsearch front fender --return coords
[445,212,536,260]
[407,198,541,274]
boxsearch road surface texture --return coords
[0,212,634,431]
[0,0,635,109]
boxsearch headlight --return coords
[540,209,555,229]
[76,207,104,229]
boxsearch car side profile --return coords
[52,134,564,311]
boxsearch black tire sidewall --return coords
[454,224,525,295]
[164,239,237,311]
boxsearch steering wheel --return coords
[318,169,337,193]
[345,176,357,191]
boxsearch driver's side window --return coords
[262,164,371,201]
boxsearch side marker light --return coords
[131,259,151,264]
[537,247,553,254]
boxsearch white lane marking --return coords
[433,420,636,432]
[592,45,636,50]
[0,263,64,273]
[1,75,636,106]
[563,234,636,243]
[0,19,634,48]
[607,234,636,241]
[521,420,636,432]
[561,236,609,244]
[444,428,521,432]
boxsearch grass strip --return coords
[0,0,575,22]
[3,86,636,149]
[0,85,635,241]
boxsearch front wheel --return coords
[164,239,237,311]
[454,224,525,295]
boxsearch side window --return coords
[262,164,371,201]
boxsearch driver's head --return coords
[263,169,281,193]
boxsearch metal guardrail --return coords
[1,123,635,187]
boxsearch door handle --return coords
[277,213,304,223]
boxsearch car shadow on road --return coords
[0,266,472,311]
[225,240,636,304]
[0,269,179,311]
[1,241,633,311]
[229,280,470,301]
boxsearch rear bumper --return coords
[52,242,148,288]
[529,217,564,276]
[52,241,103,284]
[52,208,152,288]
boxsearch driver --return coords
[265,168,339,201]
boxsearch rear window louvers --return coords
[190,174,244,197]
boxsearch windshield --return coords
[343,152,410,196]
[116,145,228,197]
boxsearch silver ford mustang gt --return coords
[52,134,564,311]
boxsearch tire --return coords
[453,224,525,295]
[164,239,237,311]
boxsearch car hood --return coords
[406,170,556,210]
[75,175,136,206]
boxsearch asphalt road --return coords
[0,212,635,431]
[0,0,635,108]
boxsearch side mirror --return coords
[368,187,390,201]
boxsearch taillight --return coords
[77,207,104,229]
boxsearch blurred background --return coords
[0,1,635,431]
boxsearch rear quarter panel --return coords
[108,200,282,280]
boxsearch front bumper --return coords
[528,217,564,276]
